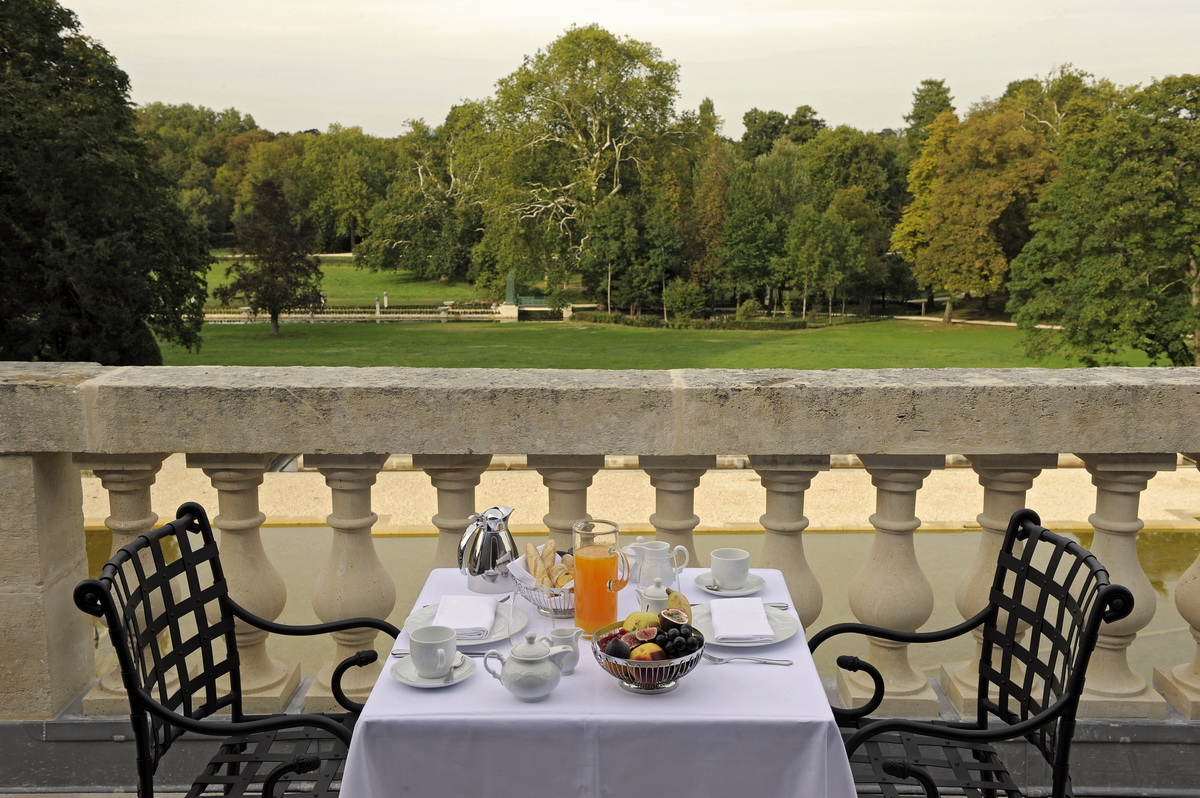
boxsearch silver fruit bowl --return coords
[590,621,704,694]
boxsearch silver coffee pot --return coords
[458,505,518,593]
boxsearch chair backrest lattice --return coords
[976,509,1133,795]
[75,502,244,778]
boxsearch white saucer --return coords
[695,572,766,597]
[691,604,799,648]
[391,655,476,688]
[403,603,529,647]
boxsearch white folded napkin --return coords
[432,595,498,639]
[709,597,775,644]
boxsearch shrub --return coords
[662,279,707,321]
[736,298,764,320]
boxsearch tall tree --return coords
[214,179,323,335]
[894,104,1056,322]
[891,111,958,306]
[303,124,395,250]
[904,79,955,158]
[1009,75,1200,366]
[482,24,679,293]
[358,108,486,282]
[740,108,788,159]
[0,0,209,365]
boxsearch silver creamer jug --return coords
[458,505,518,593]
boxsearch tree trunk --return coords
[270,314,280,336]
[941,298,954,324]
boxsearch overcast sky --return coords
[67,0,1198,139]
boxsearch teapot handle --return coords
[482,649,504,681]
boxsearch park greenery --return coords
[4,1,1198,366]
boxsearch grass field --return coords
[161,319,1143,369]
[207,254,489,307]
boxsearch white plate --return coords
[691,604,799,648]
[694,572,766,597]
[391,655,476,688]
[402,603,528,647]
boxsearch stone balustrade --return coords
[4,363,1200,728]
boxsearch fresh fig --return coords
[633,627,658,642]
[605,638,632,659]
[619,631,641,648]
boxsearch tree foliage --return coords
[1009,75,1200,366]
[904,79,955,157]
[894,104,1056,321]
[214,179,323,335]
[0,0,209,365]
[483,23,679,291]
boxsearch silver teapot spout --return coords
[458,505,518,594]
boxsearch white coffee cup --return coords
[409,625,457,679]
[710,547,751,591]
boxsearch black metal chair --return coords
[74,501,401,798]
[810,508,1133,798]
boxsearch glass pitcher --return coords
[571,519,630,636]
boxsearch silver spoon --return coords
[703,653,792,666]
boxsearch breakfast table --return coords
[340,566,855,798]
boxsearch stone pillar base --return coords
[837,669,940,718]
[83,682,133,716]
[1153,666,1200,719]
[939,663,977,717]
[1076,685,1168,719]
[303,660,379,714]
[240,662,302,715]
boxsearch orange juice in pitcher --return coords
[572,520,629,635]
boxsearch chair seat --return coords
[846,725,1023,798]
[188,726,347,798]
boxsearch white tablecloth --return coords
[342,567,855,798]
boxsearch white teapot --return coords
[483,632,574,702]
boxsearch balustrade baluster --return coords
[1077,454,1174,718]
[750,455,829,628]
[840,454,943,715]
[305,454,395,712]
[1,453,92,720]
[529,455,604,552]
[941,454,1055,715]
[187,454,299,713]
[414,454,493,568]
[639,455,715,564]
[74,453,168,715]
[1154,453,1200,717]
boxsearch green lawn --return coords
[206,256,489,307]
[161,319,1142,369]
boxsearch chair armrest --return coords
[842,693,1076,756]
[131,684,353,745]
[227,598,401,640]
[831,655,885,724]
[808,608,988,654]
[332,650,378,717]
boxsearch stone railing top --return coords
[3,362,1199,457]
